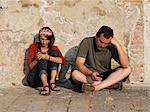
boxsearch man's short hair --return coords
[96,26,114,39]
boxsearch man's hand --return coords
[91,72,102,81]
[111,37,120,46]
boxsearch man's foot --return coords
[92,80,102,86]
[81,83,95,93]
[106,81,123,90]
[40,85,50,96]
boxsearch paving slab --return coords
[0,86,150,112]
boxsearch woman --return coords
[27,27,65,95]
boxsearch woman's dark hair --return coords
[38,26,55,50]
[96,26,113,39]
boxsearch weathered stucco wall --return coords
[0,0,149,88]
[144,1,150,85]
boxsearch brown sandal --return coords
[81,83,95,93]
[40,86,50,96]
[50,83,60,91]
[107,81,123,90]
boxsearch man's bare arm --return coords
[111,37,129,68]
[76,57,101,81]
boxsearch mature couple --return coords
[27,26,131,96]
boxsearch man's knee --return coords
[121,66,131,82]
[116,66,131,75]
[120,66,132,81]
[124,66,132,76]
[71,70,80,81]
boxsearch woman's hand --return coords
[35,52,43,60]
[44,53,50,60]
[36,52,50,60]
[41,53,50,60]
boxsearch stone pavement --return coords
[0,82,150,112]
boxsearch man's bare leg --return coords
[71,70,88,83]
[94,66,131,91]
[71,70,102,85]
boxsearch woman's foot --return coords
[50,82,60,91]
[40,85,50,96]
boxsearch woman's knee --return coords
[38,60,48,71]
[50,50,59,57]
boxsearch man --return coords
[71,26,131,92]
